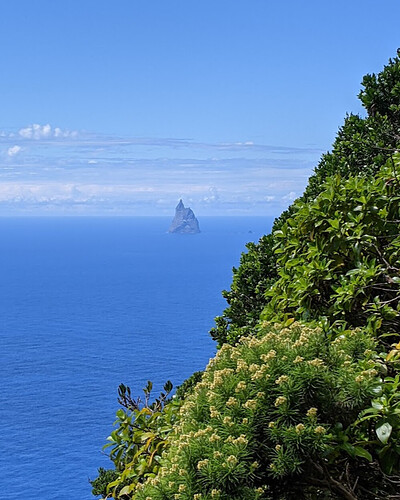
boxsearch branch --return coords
[309,460,359,500]
[372,243,399,272]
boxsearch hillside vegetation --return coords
[92,50,400,499]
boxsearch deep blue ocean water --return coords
[0,216,273,499]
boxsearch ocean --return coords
[0,216,273,499]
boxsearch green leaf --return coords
[119,484,133,496]
[283,317,295,327]
[353,446,373,462]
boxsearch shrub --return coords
[134,322,391,499]
[211,51,400,345]
[175,371,204,400]
[262,156,400,335]
[97,381,181,499]
[90,468,120,498]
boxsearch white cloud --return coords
[54,127,78,138]
[7,145,21,157]
[265,195,275,202]
[202,186,220,203]
[19,123,50,139]
[18,123,78,140]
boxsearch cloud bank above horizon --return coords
[0,123,323,216]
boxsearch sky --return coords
[0,0,400,216]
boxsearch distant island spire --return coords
[168,199,200,234]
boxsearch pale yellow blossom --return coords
[234,434,248,445]
[308,358,324,367]
[260,350,276,362]
[274,396,287,407]
[236,359,248,372]
[197,459,209,470]
[275,375,289,385]
[209,433,221,442]
[243,399,257,410]
[226,397,237,407]
[235,381,247,392]
[306,407,318,418]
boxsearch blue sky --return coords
[0,0,399,215]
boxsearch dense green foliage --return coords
[94,51,400,499]
[211,51,400,346]
[91,468,120,498]
[91,382,180,499]
[263,157,400,334]
[175,372,204,401]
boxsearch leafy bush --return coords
[90,468,120,498]
[355,371,400,476]
[262,156,400,334]
[175,371,204,400]
[96,381,180,499]
[358,49,400,123]
[211,51,400,345]
[133,322,395,500]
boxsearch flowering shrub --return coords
[93,51,400,499]
[133,322,383,499]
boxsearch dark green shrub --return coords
[176,371,204,400]
[211,51,400,345]
[90,468,120,498]
[263,155,400,334]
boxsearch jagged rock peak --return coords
[168,199,200,234]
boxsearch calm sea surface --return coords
[0,216,273,499]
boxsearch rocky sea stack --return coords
[168,199,200,234]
